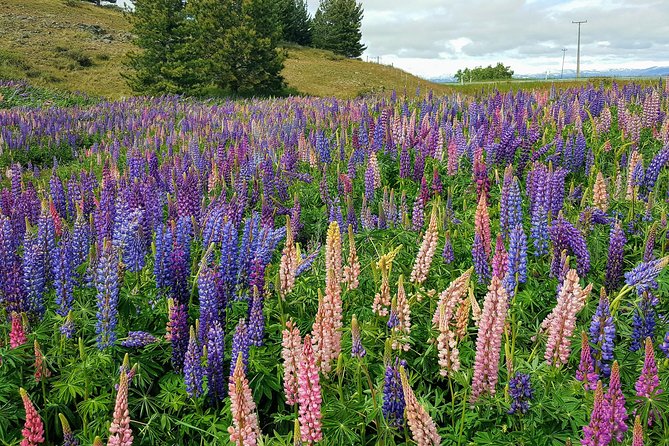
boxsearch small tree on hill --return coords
[126,0,284,96]
[312,0,366,58]
[125,0,197,95]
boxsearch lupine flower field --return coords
[2,79,669,445]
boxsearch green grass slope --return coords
[0,0,453,99]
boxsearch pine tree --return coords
[126,0,285,96]
[125,0,197,95]
[312,0,366,58]
[279,0,312,46]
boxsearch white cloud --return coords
[307,0,669,78]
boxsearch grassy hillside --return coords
[0,0,453,99]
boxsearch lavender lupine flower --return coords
[184,326,203,398]
[530,205,549,257]
[605,222,626,291]
[70,208,90,270]
[350,315,366,358]
[169,242,190,306]
[53,237,75,318]
[500,177,522,238]
[660,331,669,357]
[248,285,265,347]
[589,293,616,377]
[508,372,533,415]
[442,231,454,264]
[643,224,656,262]
[472,232,490,284]
[549,213,591,276]
[206,320,226,403]
[219,219,239,304]
[624,256,669,294]
[121,331,158,348]
[382,358,406,430]
[631,293,657,352]
[95,241,119,350]
[296,245,321,277]
[154,224,173,289]
[507,224,528,284]
[23,230,46,318]
[606,361,628,442]
[37,203,56,277]
[230,318,250,377]
[168,299,189,371]
[60,312,75,339]
[197,264,220,345]
[122,209,146,273]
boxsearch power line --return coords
[572,20,587,78]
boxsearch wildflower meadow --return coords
[1,79,669,445]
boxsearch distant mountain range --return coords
[431,66,669,83]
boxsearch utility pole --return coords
[572,20,587,78]
[561,48,567,79]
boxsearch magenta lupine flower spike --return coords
[605,361,628,442]
[281,320,302,406]
[542,269,592,366]
[399,366,441,446]
[19,388,44,446]
[632,415,644,446]
[10,312,27,348]
[33,339,51,382]
[491,233,508,280]
[635,337,661,399]
[582,381,612,446]
[298,335,322,444]
[576,331,598,391]
[471,276,509,401]
[228,353,261,446]
[108,364,134,446]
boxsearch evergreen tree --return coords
[279,0,312,46]
[126,0,284,96]
[312,0,366,58]
[125,0,197,95]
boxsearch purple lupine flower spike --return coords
[183,327,204,398]
[206,320,225,403]
[382,358,406,429]
[95,240,119,350]
[230,318,250,377]
[605,221,626,291]
[508,372,533,415]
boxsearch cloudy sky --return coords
[307,0,669,78]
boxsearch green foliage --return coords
[126,0,285,97]
[455,62,515,83]
[279,0,312,46]
[124,0,196,95]
[312,0,366,58]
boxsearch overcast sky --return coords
[307,0,669,78]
